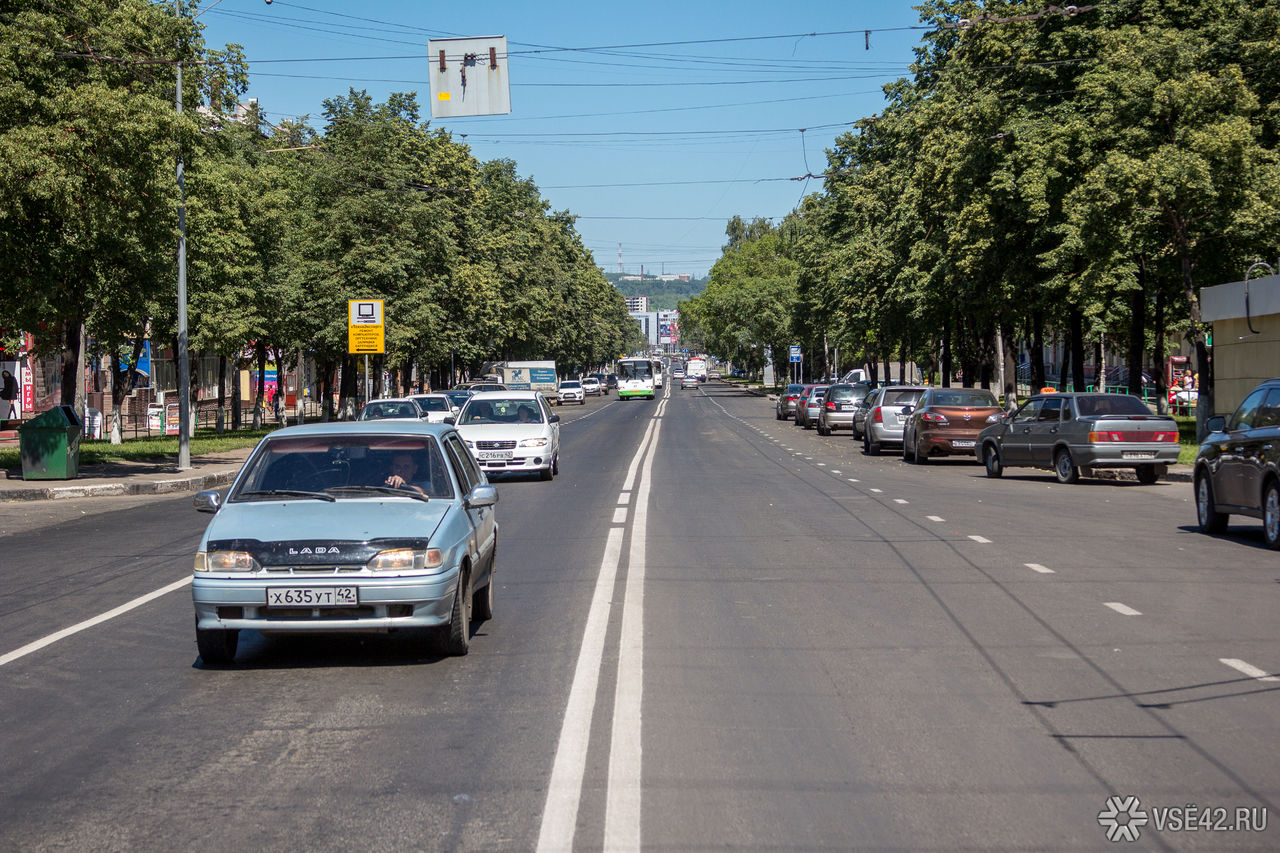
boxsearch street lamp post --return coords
[174,0,190,469]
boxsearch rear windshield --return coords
[1073,395,1152,417]
[882,389,924,406]
[414,397,450,412]
[931,390,997,407]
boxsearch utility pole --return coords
[174,0,191,469]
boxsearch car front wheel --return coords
[196,627,239,665]
[1195,472,1228,534]
[440,569,472,656]
[1264,480,1280,550]
[983,444,1002,478]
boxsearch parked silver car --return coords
[817,383,873,436]
[795,384,830,429]
[978,392,1179,483]
[191,420,499,664]
[862,386,928,454]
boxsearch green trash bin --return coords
[19,405,83,480]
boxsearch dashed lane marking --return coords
[1104,602,1142,616]
[1026,563,1054,574]
[1220,659,1279,682]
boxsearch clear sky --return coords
[195,0,928,279]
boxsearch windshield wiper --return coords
[237,489,336,502]
[325,485,432,502]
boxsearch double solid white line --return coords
[537,406,661,852]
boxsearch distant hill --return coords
[606,273,708,311]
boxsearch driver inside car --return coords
[384,452,431,495]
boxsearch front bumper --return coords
[193,570,459,632]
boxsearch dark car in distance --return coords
[1194,378,1280,548]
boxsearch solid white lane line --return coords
[1104,602,1142,616]
[622,417,660,492]
[1026,563,1055,574]
[927,515,945,522]
[1220,658,1280,682]
[606,418,661,851]
[0,576,193,667]
[968,535,992,544]
[537,527,626,853]
[612,507,628,524]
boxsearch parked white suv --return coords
[557,380,585,405]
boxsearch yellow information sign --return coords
[348,299,385,354]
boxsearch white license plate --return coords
[266,587,358,607]
[951,440,975,448]
[478,450,513,460]
[1122,451,1156,459]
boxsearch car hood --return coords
[200,496,450,551]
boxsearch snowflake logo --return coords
[1098,795,1149,842]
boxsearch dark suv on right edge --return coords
[1194,377,1280,548]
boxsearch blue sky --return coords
[196,0,928,279]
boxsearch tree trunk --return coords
[1070,308,1086,393]
[1059,323,1071,390]
[1127,265,1147,399]
[231,359,242,430]
[1030,310,1045,389]
[216,356,227,433]
[1178,254,1213,440]
[941,322,952,388]
[1154,284,1167,415]
[253,342,266,429]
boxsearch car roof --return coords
[264,420,453,438]
[466,390,542,400]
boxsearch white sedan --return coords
[408,393,459,423]
[454,391,561,480]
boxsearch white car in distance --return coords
[454,391,561,480]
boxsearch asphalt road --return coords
[0,382,1276,851]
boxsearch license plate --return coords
[951,440,975,448]
[1122,451,1156,459]
[266,587,358,606]
[478,450,513,460]
[839,404,852,411]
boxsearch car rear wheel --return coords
[473,549,495,622]
[196,627,239,665]
[864,431,879,456]
[902,435,914,462]
[440,569,472,656]
[1135,465,1159,485]
[1195,472,1228,534]
[1263,481,1280,550]
[1054,448,1079,484]
[983,444,1003,478]
[914,437,928,464]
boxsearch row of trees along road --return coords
[680,0,1280,439]
[0,0,640,442]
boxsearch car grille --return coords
[259,606,377,619]
[476,440,517,450]
[263,564,364,574]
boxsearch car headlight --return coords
[519,437,549,447]
[195,550,259,572]
[463,439,474,448]
[367,547,445,572]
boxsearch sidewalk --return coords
[0,447,253,502]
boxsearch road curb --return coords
[0,468,240,502]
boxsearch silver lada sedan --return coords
[191,420,498,665]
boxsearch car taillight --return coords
[873,407,883,423]
[921,412,948,424]
[1155,431,1179,442]
[826,401,836,410]
[1089,431,1126,442]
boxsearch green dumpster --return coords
[19,405,83,480]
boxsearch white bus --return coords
[651,358,664,389]
[615,358,656,400]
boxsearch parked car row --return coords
[779,376,1280,549]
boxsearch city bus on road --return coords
[615,357,656,399]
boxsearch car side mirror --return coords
[1206,415,1225,433]
[444,416,455,425]
[194,490,222,513]
[549,414,560,423]
[467,484,499,508]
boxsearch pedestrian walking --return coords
[1,369,17,419]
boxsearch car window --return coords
[414,397,449,412]
[934,390,997,407]
[1013,399,1043,423]
[443,434,480,494]
[1074,395,1150,417]
[1036,398,1063,422]
[881,389,921,406]
[1257,389,1280,429]
[1229,388,1269,431]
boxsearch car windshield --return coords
[360,401,419,420]
[234,434,454,500]
[1074,395,1153,417]
[932,390,998,407]
[560,381,581,389]
[462,398,543,425]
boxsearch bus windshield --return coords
[617,361,653,380]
